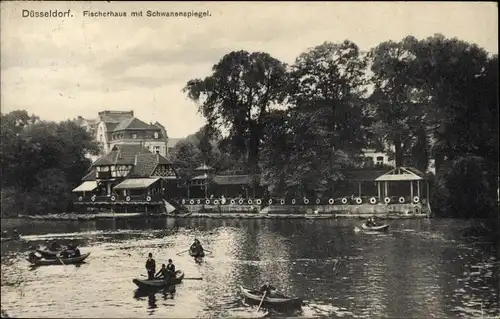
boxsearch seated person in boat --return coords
[66,241,80,257]
[259,282,276,295]
[49,241,60,251]
[155,264,173,282]
[60,247,72,258]
[166,259,175,275]
[366,217,377,227]
[190,239,203,253]
[146,253,156,280]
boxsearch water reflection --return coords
[1,218,498,318]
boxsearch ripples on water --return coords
[1,218,499,318]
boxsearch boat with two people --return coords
[28,241,89,266]
[361,216,389,232]
[239,282,303,310]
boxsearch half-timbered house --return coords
[72,144,179,214]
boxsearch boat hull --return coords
[28,253,90,266]
[361,223,389,231]
[132,270,185,289]
[239,285,302,309]
[189,250,205,258]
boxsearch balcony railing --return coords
[73,194,163,204]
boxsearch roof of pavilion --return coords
[375,167,425,182]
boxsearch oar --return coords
[57,255,66,265]
[176,249,189,256]
[256,291,267,313]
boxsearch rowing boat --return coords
[361,223,389,231]
[239,285,302,308]
[132,270,185,289]
[28,253,90,266]
[189,249,205,258]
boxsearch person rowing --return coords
[259,281,276,296]
[155,264,169,282]
[190,239,204,254]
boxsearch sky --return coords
[1,1,497,138]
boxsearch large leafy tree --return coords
[184,50,289,174]
[261,41,366,196]
[368,36,427,168]
[0,110,99,216]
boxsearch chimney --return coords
[156,153,159,162]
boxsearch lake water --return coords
[1,218,499,318]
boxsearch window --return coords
[154,132,159,139]
[153,146,160,154]
[132,133,137,139]
[376,156,384,166]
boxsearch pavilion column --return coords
[417,180,421,197]
[107,183,111,196]
[426,180,430,200]
[377,182,381,200]
[385,182,388,197]
[410,181,414,200]
[358,182,362,197]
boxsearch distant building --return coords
[361,147,396,167]
[75,116,97,138]
[108,117,167,157]
[76,110,172,159]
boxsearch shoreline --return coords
[10,212,429,221]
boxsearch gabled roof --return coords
[128,153,170,178]
[375,167,424,182]
[82,168,97,181]
[92,144,149,166]
[113,117,161,132]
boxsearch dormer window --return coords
[154,132,159,139]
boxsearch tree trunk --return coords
[394,134,403,167]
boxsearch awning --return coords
[72,181,98,192]
[113,177,161,190]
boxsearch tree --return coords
[184,50,289,174]
[412,35,498,201]
[259,41,366,197]
[0,110,98,215]
[368,36,426,168]
[169,139,202,182]
[289,40,368,154]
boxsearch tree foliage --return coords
[0,110,99,216]
[184,50,289,173]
